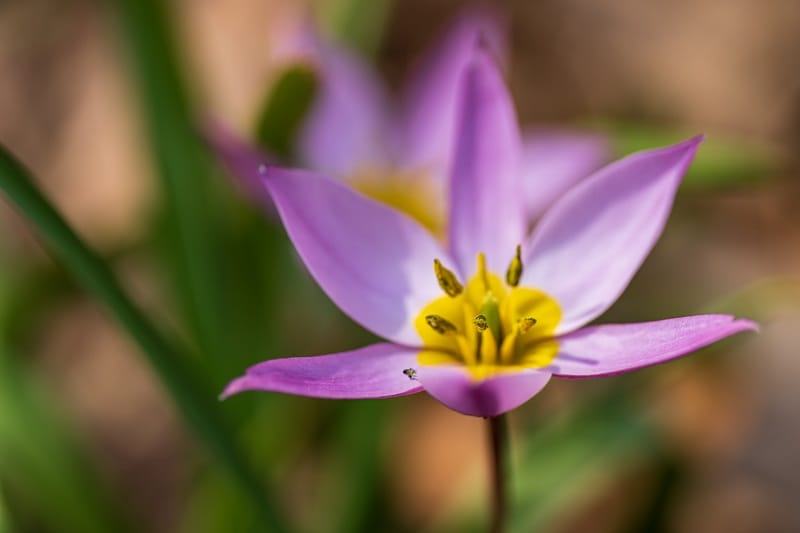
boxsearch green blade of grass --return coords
[0,147,286,532]
[109,0,226,362]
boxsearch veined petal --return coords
[205,122,274,208]
[398,7,507,176]
[292,27,391,177]
[416,365,551,417]
[221,343,424,399]
[521,136,704,334]
[263,166,454,346]
[520,129,609,221]
[549,315,757,378]
[448,47,524,275]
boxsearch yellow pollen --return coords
[415,250,562,380]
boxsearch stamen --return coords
[433,259,463,297]
[506,244,523,287]
[473,314,488,331]
[518,317,537,334]
[425,314,457,335]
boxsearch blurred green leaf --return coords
[510,399,657,532]
[255,66,318,161]
[110,0,227,362]
[0,487,8,533]
[328,402,391,533]
[0,349,132,533]
[317,0,393,56]
[594,122,777,188]
[0,147,286,532]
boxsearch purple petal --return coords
[262,165,453,346]
[398,7,507,176]
[204,122,275,209]
[549,315,758,378]
[448,48,524,275]
[521,136,704,334]
[292,28,391,177]
[221,343,424,399]
[520,129,610,221]
[416,365,551,417]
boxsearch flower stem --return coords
[487,414,509,533]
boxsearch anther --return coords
[506,245,523,287]
[473,314,488,331]
[433,259,463,297]
[518,317,537,334]
[425,314,457,335]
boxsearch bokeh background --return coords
[1,0,798,532]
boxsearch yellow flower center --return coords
[350,169,443,235]
[414,250,562,380]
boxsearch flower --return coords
[209,8,608,233]
[217,44,756,418]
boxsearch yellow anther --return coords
[473,314,488,331]
[506,245,523,287]
[425,314,457,335]
[518,317,537,334]
[433,259,463,297]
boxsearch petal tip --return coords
[733,316,760,334]
[219,377,250,400]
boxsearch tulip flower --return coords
[211,8,608,233]
[217,45,755,419]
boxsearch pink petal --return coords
[398,7,507,176]
[549,315,758,378]
[520,129,610,221]
[263,165,453,346]
[221,343,424,399]
[292,27,391,178]
[521,136,704,334]
[416,365,551,417]
[448,47,524,275]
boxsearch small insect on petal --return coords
[402,368,418,380]
[518,317,537,334]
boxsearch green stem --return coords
[488,415,509,533]
[0,147,286,532]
